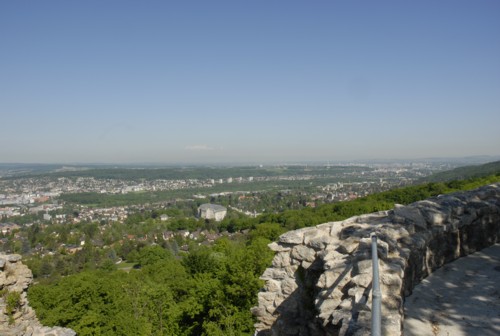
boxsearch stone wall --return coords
[0,254,76,336]
[252,183,500,336]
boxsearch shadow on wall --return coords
[256,251,370,336]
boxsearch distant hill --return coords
[422,160,500,182]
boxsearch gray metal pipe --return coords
[371,233,382,336]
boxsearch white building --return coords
[198,203,227,222]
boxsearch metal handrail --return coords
[371,233,382,336]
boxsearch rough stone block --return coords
[352,259,372,275]
[301,261,313,269]
[317,269,347,289]
[381,272,402,287]
[281,278,298,295]
[279,228,308,244]
[336,236,360,254]
[351,274,372,288]
[264,279,281,293]
[315,297,342,314]
[305,234,331,250]
[258,291,276,303]
[393,204,427,229]
[6,254,22,263]
[322,247,348,265]
[272,252,291,268]
[291,245,316,262]
[284,265,298,278]
[260,268,287,280]
[268,242,292,252]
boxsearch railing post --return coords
[371,233,382,336]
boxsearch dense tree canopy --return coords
[29,236,274,336]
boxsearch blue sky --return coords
[1,1,499,164]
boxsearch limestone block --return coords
[279,228,308,245]
[3,273,17,286]
[350,287,368,308]
[351,273,372,288]
[264,279,282,293]
[318,286,344,302]
[379,224,410,241]
[304,226,332,247]
[458,211,478,227]
[340,225,365,239]
[315,297,342,315]
[339,298,353,310]
[260,268,287,280]
[393,204,427,229]
[32,326,77,336]
[316,222,335,231]
[322,248,348,269]
[382,314,402,336]
[381,272,402,288]
[398,247,411,259]
[330,311,351,328]
[382,262,404,278]
[380,294,402,312]
[336,236,360,254]
[330,222,343,238]
[317,269,348,289]
[258,291,276,304]
[267,242,292,252]
[305,234,331,250]
[0,272,6,288]
[357,237,371,252]
[301,260,313,269]
[354,311,372,331]
[272,252,291,268]
[284,265,298,278]
[281,278,298,295]
[290,245,316,262]
[6,254,22,263]
[0,258,5,270]
[273,295,285,307]
[352,259,372,275]
[422,208,448,226]
[250,306,267,317]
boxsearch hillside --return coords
[422,160,500,182]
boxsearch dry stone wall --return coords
[0,254,76,336]
[252,183,500,336]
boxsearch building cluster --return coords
[0,166,422,205]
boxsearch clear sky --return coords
[1,1,499,164]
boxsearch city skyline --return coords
[1,1,499,164]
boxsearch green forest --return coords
[27,174,500,335]
[29,239,271,336]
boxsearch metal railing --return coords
[371,233,382,336]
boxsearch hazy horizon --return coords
[1,155,499,168]
[1,1,499,164]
